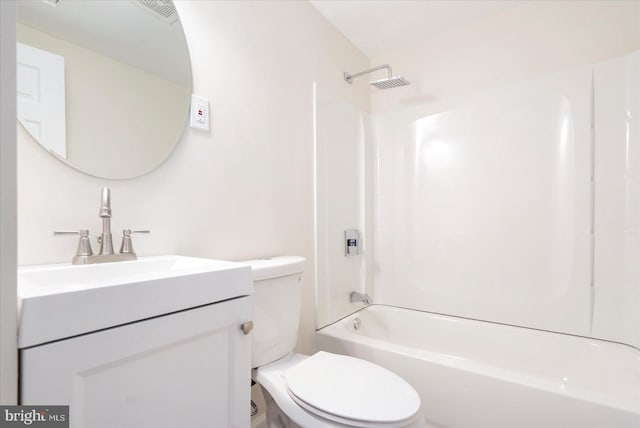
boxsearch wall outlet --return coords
[190,95,209,131]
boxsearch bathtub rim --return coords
[317,303,640,353]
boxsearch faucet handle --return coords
[119,229,150,255]
[126,229,150,235]
[54,229,93,257]
[54,229,89,236]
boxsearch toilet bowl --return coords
[246,256,425,428]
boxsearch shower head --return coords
[370,75,410,89]
[344,64,410,90]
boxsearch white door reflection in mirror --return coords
[17,42,66,159]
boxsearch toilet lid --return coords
[284,352,420,425]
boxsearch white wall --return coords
[371,1,640,114]
[17,0,370,362]
[0,0,18,405]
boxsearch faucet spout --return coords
[99,187,112,218]
[350,291,372,305]
[98,187,114,255]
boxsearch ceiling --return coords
[309,0,525,57]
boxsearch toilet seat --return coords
[256,352,424,428]
[285,352,421,427]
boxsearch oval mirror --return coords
[16,0,192,180]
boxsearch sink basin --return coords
[18,255,252,348]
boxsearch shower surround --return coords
[314,51,640,428]
[370,52,640,348]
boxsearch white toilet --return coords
[248,256,425,428]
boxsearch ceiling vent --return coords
[136,0,178,25]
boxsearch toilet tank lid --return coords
[242,256,305,281]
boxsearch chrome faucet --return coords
[54,187,149,264]
[350,291,372,305]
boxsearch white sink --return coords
[18,255,252,348]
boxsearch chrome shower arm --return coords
[344,64,393,84]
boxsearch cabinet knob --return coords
[241,321,253,335]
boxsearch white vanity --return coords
[18,256,253,428]
[14,3,252,425]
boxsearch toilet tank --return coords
[245,256,305,368]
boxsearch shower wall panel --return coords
[593,51,640,348]
[373,67,593,336]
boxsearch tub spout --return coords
[350,291,372,305]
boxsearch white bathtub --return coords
[315,305,640,428]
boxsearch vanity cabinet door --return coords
[21,296,251,428]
